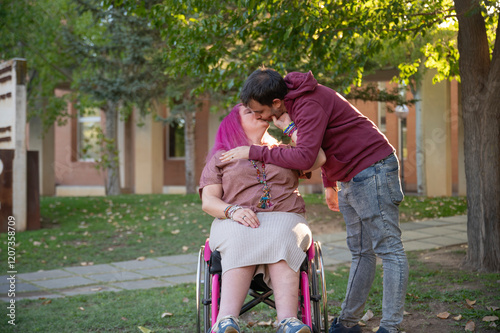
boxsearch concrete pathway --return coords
[1,215,467,302]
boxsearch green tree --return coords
[0,0,75,131]
[64,0,168,195]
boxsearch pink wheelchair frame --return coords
[196,239,329,333]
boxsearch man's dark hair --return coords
[240,67,288,106]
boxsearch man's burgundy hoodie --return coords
[249,71,394,187]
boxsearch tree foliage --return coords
[64,0,167,116]
[151,0,452,96]
[0,0,76,132]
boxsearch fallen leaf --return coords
[257,320,272,326]
[138,326,153,333]
[361,310,374,322]
[182,297,189,303]
[490,322,497,328]
[171,229,180,235]
[487,305,500,311]
[483,316,499,322]
[437,312,450,319]
[358,321,366,327]
[182,246,189,252]
[42,300,52,305]
[466,299,476,307]
[403,311,411,315]
[161,312,173,318]
[121,317,128,321]
[465,320,475,331]
[372,327,379,332]
[136,256,146,261]
[453,314,462,321]
[78,307,85,311]
[91,287,103,292]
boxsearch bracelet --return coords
[224,205,242,220]
[223,205,233,219]
[283,122,295,134]
[286,126,297,138]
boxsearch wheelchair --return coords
[196,239,329,332]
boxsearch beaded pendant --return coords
[249,160,272,209]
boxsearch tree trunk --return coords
[184,109,196,194]
[455,0,500,272]
[104,101,121,196]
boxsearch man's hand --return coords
[272,112,292,131]
[220,146,251,162]
[325,187,340,212]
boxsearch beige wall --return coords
[421,70,453,196]
[134,108,163,194]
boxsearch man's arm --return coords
[250,99,329,170]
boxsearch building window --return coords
[377,82,387,133]
[168,120,185,158]
[398,82,408,160]
[401,118,408,160]
[77,108,101,161]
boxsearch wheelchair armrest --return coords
[209,250,222,275]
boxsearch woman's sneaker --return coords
[212,315,240,333]
[276,317,311,333]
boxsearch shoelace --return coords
[281,318,303,327]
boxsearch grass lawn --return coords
[1,247,498,333]
[1,194,497,332]
[1,194,467,273]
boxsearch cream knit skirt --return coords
[209,212,312,286]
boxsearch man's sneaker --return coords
[276,317,311,333]
[329,317,361,333]
[212,315,240,333]
[376,327,391,333]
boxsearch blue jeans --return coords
[337,153,408,332]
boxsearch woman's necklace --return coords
[249,160,272,209]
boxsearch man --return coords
[221,68,408,333]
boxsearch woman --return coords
[199,103,326,333]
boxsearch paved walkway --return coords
[1,215,467,302]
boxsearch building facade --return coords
[29,70,465,197]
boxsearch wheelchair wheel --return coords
[196,245,211,333]
[310,241,329,333]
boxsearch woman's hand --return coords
[325,187,340,212]
[220,146,251,162]
[232,207,260,228]
[272,112,292,131]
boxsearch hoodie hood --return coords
[284,71,318,100]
